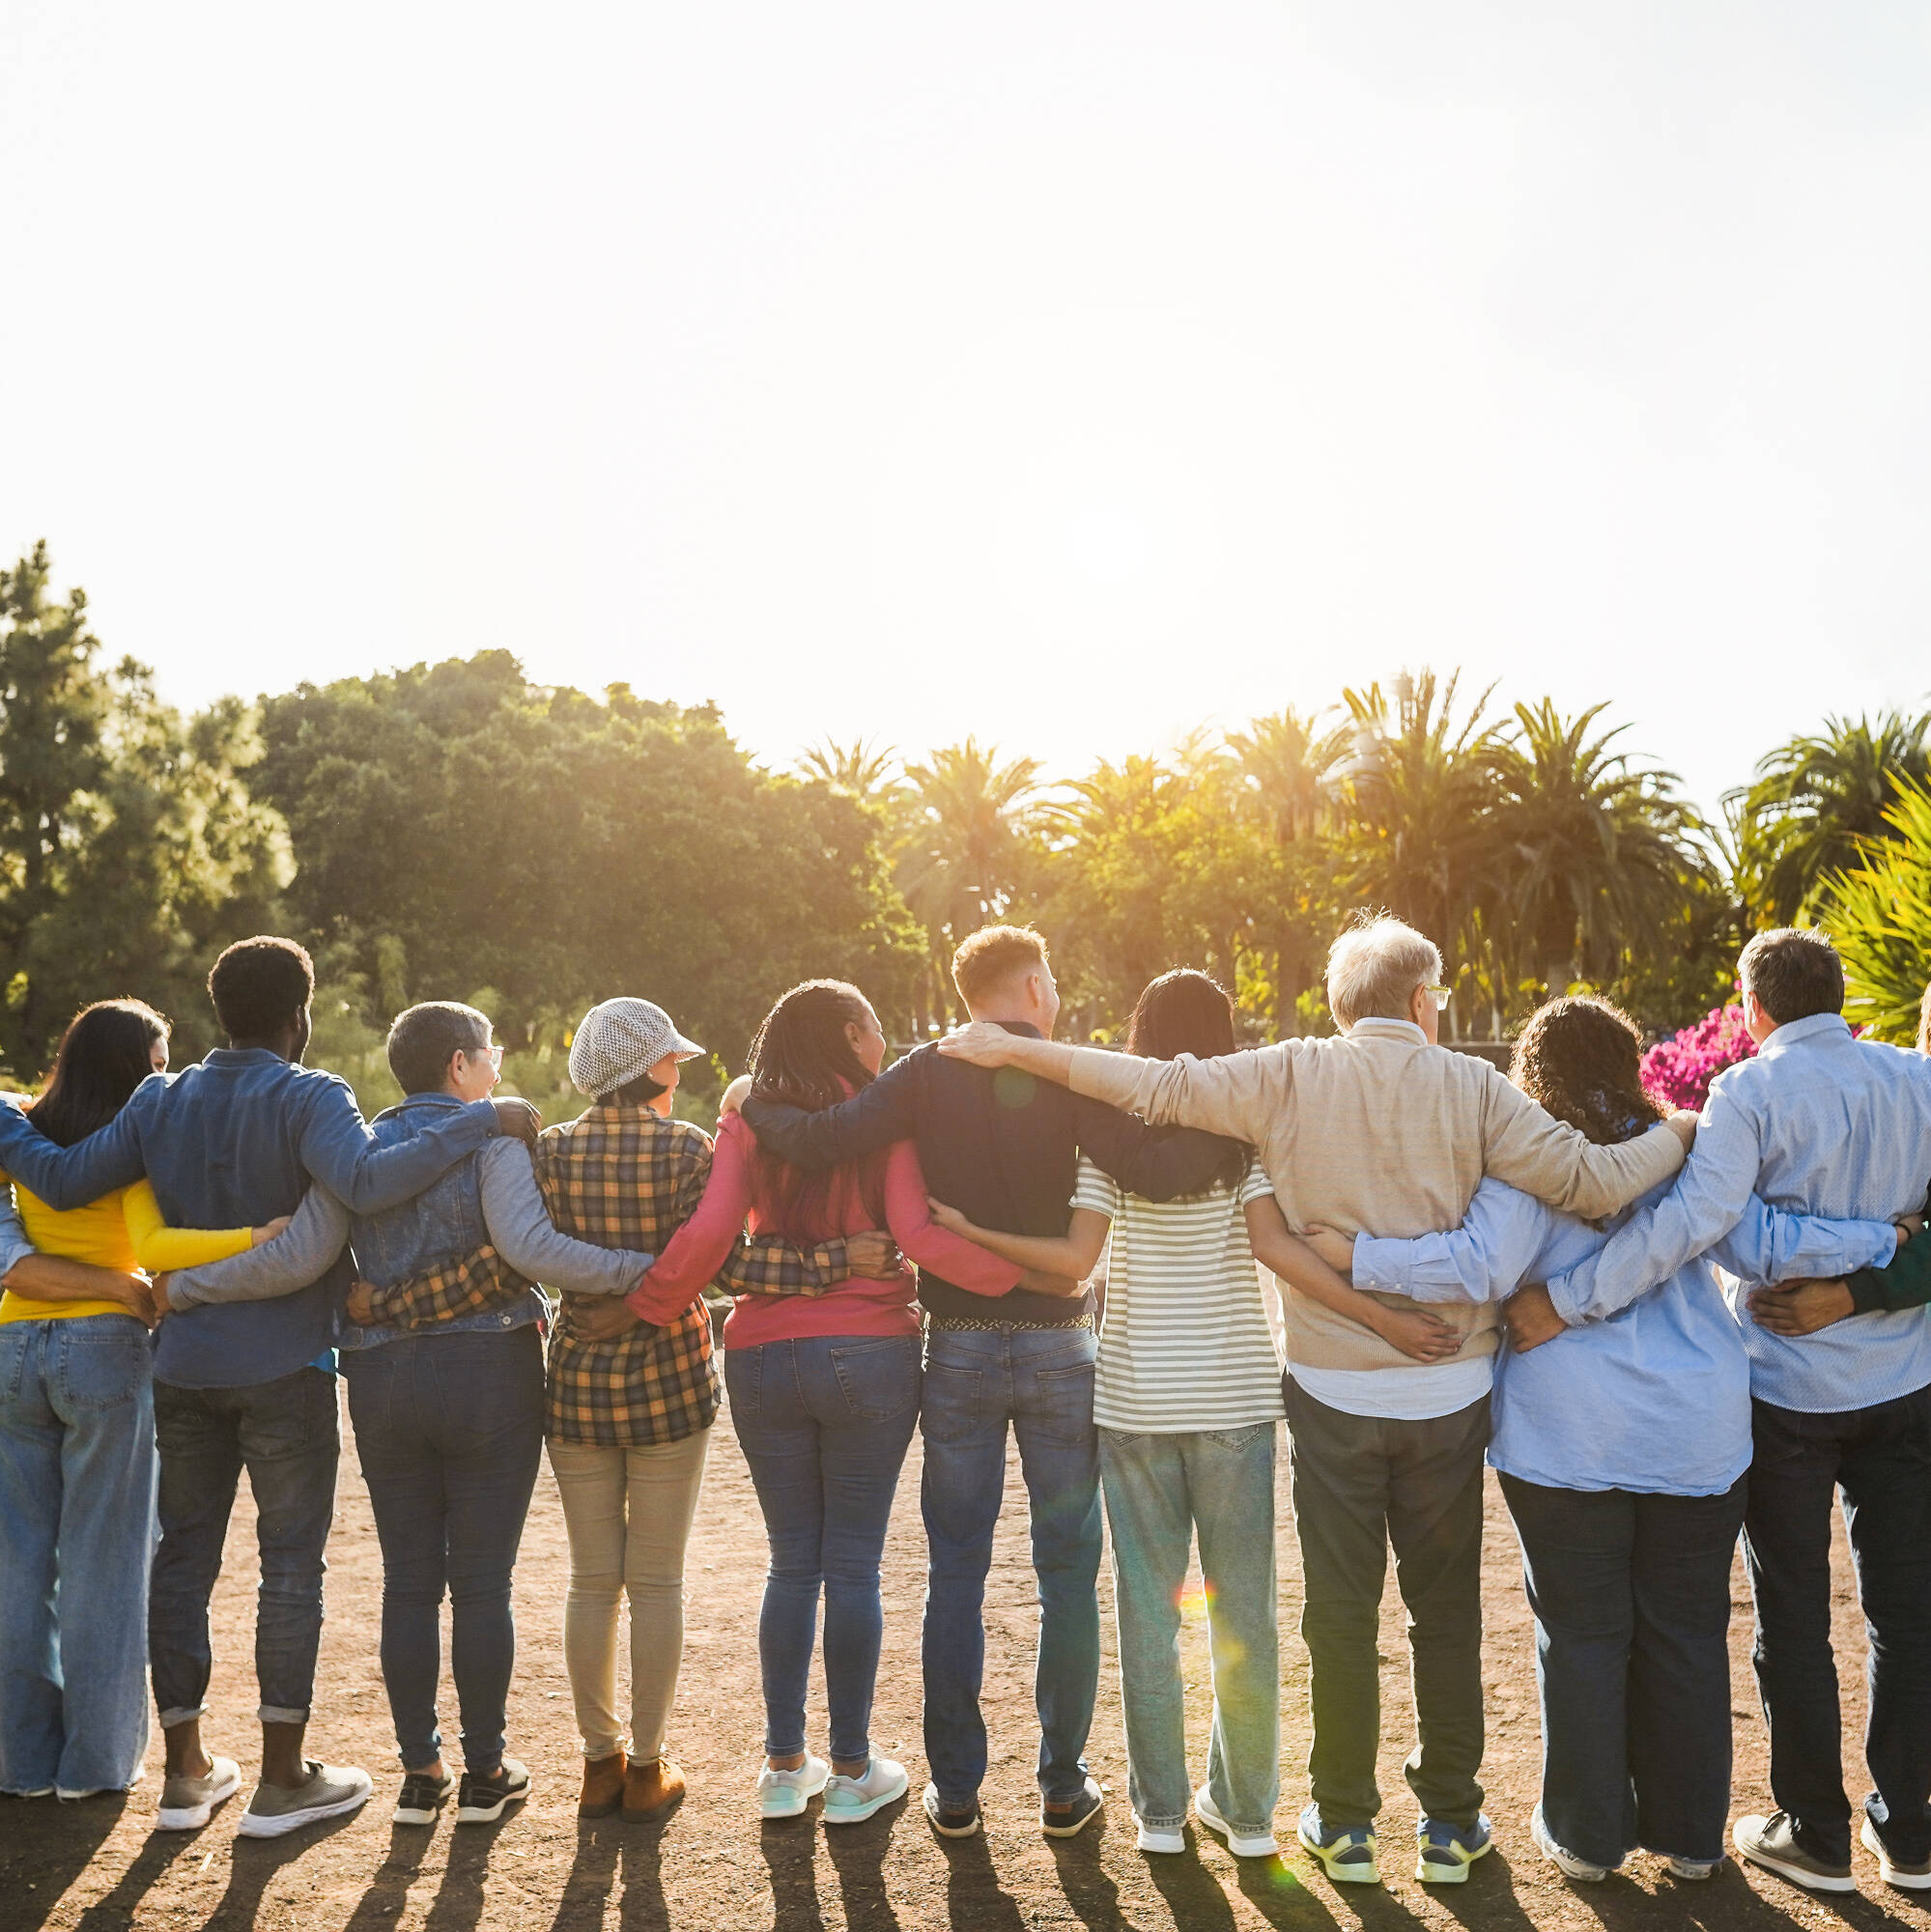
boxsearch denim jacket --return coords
[341,1095,547,1350]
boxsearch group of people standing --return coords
[2,917,1928,1902]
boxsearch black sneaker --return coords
[1042,1776,1105,1839]
[392,1771,455,1827]
[456,1758,531,1826]
[923,1781,982,1838]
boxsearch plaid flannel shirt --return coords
[363,1242,536,1331]
[537,1103,853,1447]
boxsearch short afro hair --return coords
[208,936,315,1043]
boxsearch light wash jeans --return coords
[0,1316,157,1797]
[1099,1421,1280,1835]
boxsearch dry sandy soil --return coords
[6,1384,1930,1932]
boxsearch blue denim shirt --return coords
[339,1094,547,1350]
[0,1050,500,1389]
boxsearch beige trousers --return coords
[546,1428,710,1762]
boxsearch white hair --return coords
[1325,917,1443,1030]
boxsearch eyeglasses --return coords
[1423,986,1453,1011]
[469,1044,504,1068]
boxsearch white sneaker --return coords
[1533,1806,1609,1882]
[156,1755,241,1833]
[1136,1818,1186,1854]
[823,1756,909,1826]
[1195,1785,1278,1858]
[238,1761,373,1838]
[757,1753,830,1820]
[1666,1855,1722,1880]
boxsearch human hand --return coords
[573,1296,644,1342]
[491,1097,542,1146]
[1897,1212,1923,1243]
[142,1273,172,1325]
[1748,1278,1856,1336]
[1665,1110,1699,1150]
[845,1231,905,1280]
[720,1075,753,1118]
[926,1197,972,1236]
[1372,1305,1462,1363]
[251,1214,293,1246]
[936,1022,1021,1068]
[1019,1270,1089,1299]
[345,1279,380,1326]
[1304,1226,1355,1273]
[1504,1282,1568,1352]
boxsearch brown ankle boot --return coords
[578,1750,628,1818]
[621,1755,686,1823]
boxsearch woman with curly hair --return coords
[1306,996,1900,1887]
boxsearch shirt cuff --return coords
[1349,1236,1406,1293]
[1545,1270,1586,1327]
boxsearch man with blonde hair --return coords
[939,913,1693,1885]
[738,924,1238,1842]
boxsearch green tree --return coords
[1821,778,1931,1044]
[1731,710,1931,925]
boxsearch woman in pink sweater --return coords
[629,980,1074,1825]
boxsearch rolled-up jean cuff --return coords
[259,1704,310,1726]
[159,1706,208,1730]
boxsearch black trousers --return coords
[1743,1386,1931,1866]
[1284,1379,1488,1829]
[1501,1473,1746,1869]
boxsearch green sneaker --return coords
[1298,1804,1379,1884]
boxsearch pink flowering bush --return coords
[1640,1005,1757,1112]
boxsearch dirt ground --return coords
[7,1381,1931,1932]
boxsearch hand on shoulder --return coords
[936,1022,1021,1067]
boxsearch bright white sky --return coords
[3,1,1926,812]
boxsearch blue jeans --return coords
[1501,1471,1746,1869]
[149,1366,340,1727]
[920,1325,1103,1805]
[1100,1423,1280,1835]
[341,1326,545,1772]
[724,1335,921,1764]
[0,1317,156,1796]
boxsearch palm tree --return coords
[796,736,901,799]
[1823,777,1931,1044]
[897,739,1045,1025]
[1488,698,1709,997]
[1729,709,1931,924]
[1226,706,1353,843]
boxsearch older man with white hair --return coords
[939,915,1693,1887]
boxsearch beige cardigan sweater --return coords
[1068,1018,1687,1373]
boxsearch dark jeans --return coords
[920,1325,1103,1805]
[150,1367,341,1727]
[724,1334,922,1764]
[1284,1379,1488,1828]
[341,1326,545,1773]
[1500,1472,1746,1868]
[1743,1386,1931,1867]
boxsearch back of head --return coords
[1126,970,1246,1189]
[1325,915,1442,1030]
[386,1001,490,1096]
[747,979,881,1227]
[1510,996,1662,1147]
[27,999,169,1148]
[1739,927,1844,1026]
[951,924,1048,1014]
[209,935,315,1043]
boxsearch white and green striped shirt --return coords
[1074,1153,1286,1434]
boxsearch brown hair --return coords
[951,925,1049,1009]
[1738,927,1843,1025]
[1124,971,1247,1190]
[28,1000,169,1148]
[1509,996,1665,1148]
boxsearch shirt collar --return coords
[990,1020,1044,1038]
[1348,1016,1429,1046]
[1758,1010,1853,1057]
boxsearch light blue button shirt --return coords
[1543,1013,1931,1414]
[1354,1172,1897,1492]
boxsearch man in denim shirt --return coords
[0,938,537,1838]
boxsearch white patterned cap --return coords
[567,998,706,1098]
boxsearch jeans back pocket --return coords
[53,1318,150,1412]
[829,1337,921,1424]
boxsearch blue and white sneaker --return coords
[1417,1812,1493,1884]
[756,1753,829,1820]
[1297,1804,1379,1884]
[823,1756,908,1826]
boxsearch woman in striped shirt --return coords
[931,970,1457,1858]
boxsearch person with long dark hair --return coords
[932,969,1454,1859]
[1307,995,1900,1885]
[620,980,1073,1824]
[0,1000,287,1802]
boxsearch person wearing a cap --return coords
[533,996,894,1824]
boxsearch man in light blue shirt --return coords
[1533,929,1931,1895]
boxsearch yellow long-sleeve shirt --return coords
[0,1177,252,1323]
